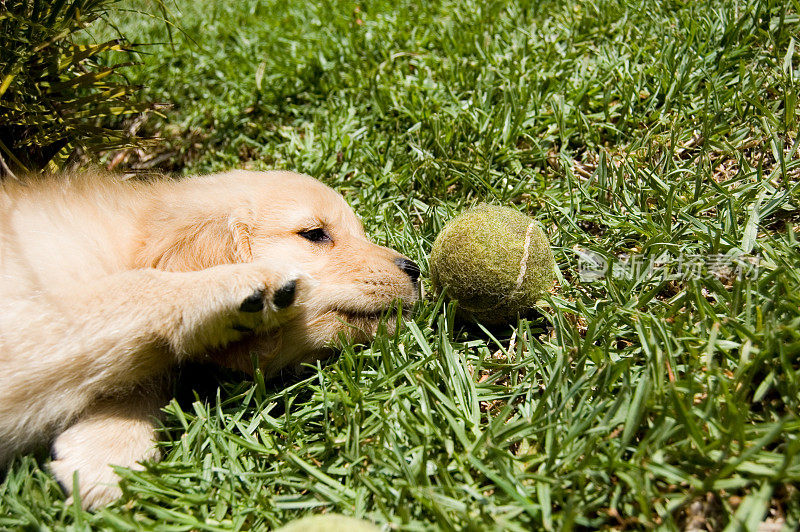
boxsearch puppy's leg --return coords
[49,385,166,510]
[67,263,302,359]
[0,262,302,471]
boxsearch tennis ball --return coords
[274,514,380,532]
[430,205,555,324]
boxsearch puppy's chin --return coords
[334,306,406,337]
[213,306,408,377]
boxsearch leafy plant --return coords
[0,0,146,175]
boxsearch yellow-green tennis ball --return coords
[430,205,555,324]
[274,514,380,532]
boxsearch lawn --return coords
[1,0,799,529]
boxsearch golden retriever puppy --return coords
[0,169,419,509]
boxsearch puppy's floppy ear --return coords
[135,207,253,271]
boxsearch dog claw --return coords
[273,280,297,309]
[239,290,265,313]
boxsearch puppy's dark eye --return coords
[298,228,332,244]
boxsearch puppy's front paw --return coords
[50,453,123,510]
[49,414,159,510]
[237,278,297,314]
[173,264,306,356]
[227,271,302,334]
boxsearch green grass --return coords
[2,0,800,529]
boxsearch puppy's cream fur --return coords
[0,170,418,508]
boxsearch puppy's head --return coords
[137,170,420,375]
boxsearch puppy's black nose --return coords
[394,258,421,283]
[273,280,297,309]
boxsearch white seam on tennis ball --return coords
[514,221,536,292]
[462,220,537,314]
